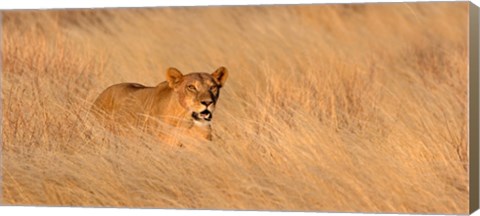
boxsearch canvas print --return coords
[0,2,474,214]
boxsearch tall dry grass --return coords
[1,2,469,213]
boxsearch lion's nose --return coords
[201,100,213,107]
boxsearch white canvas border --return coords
[0,0,476,9]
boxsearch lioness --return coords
[91,67,228,141]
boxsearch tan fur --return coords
[91,67,228,142]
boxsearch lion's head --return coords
[166,67,228,126]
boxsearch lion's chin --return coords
[193,120,211,127]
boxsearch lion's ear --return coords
[166,67,183,88]
[212,66,228,87]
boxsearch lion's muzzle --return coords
[192,110,212,122]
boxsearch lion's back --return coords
[91,83,149,116]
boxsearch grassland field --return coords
[1,2,470,213]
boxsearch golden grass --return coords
[1,2,469,213]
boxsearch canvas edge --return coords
[470,1,480,214]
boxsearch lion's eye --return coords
[187,85,196,91]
